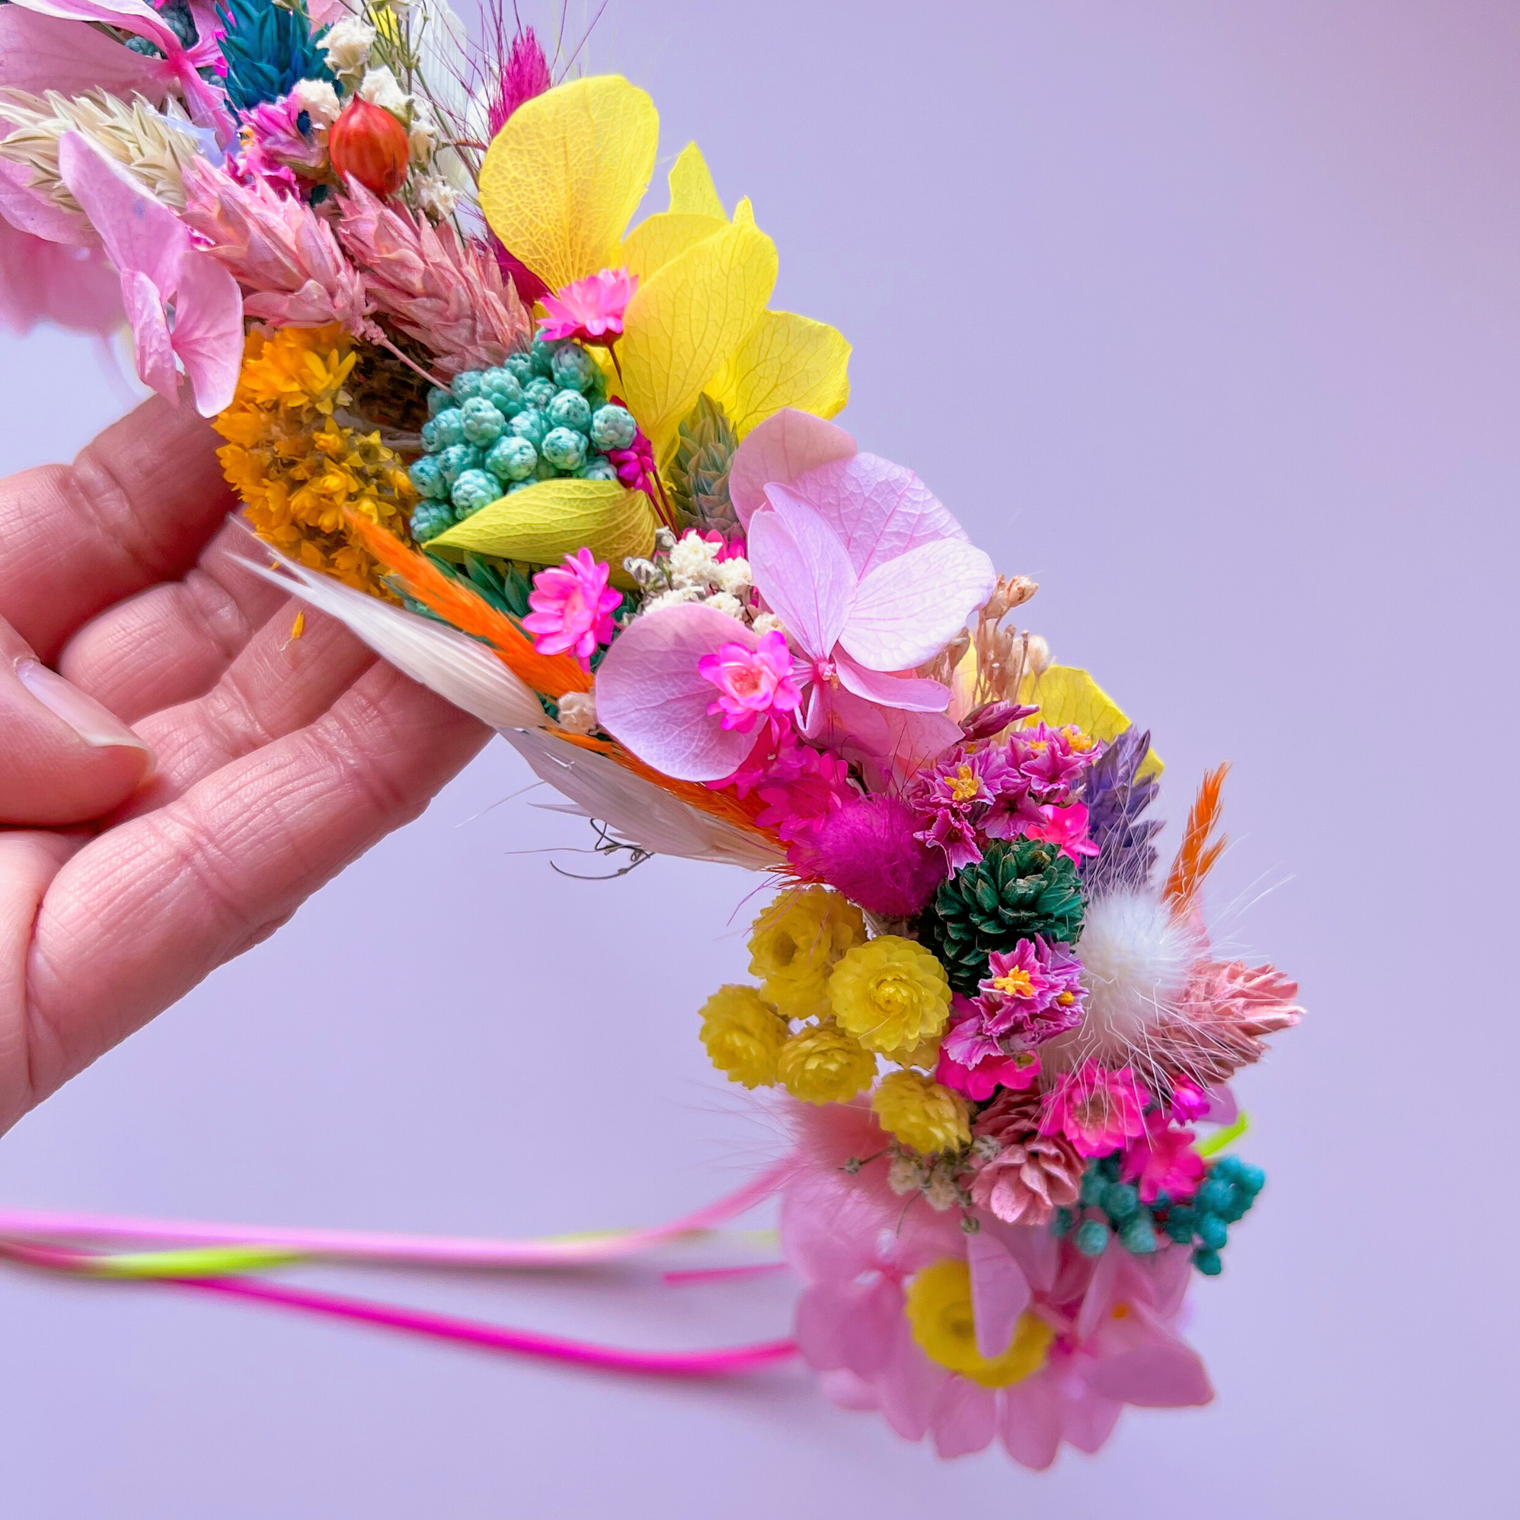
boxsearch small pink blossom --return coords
[1039,1062,1149,1158]
[1168,1077,1211,1124]
[755,742,854,842]
[1004,723,1102,804]
[522,548,622,668]
[937,1041,1039,1102]
[697,630,800,733]
[975,937,1087,1043]
[1121,1113,1205,1204]
[537,266,638,343]
[1022,802,1100,865]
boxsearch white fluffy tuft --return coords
[1047,890,1202,1070]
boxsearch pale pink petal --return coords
[0,221,119,335]
[10,0,178,53]
[818,687,962,787]
[842,537,997,671]
[1138,1242,1194,1321]
[993,1218,1062,1296]
[835,652,951,714]
[794,1283,855,1372]
[0,159,92,244]
[58,131,186,292]
[595,605,763,781]
[1076,1240,1123,1344]
[779,1171,891,1284]
[1084,1306,1213,1408]
[119,267,178,400]
[835,1275,903,1379]
[930,1378,998,1458]
[727,407,856,529]
[816,1368,879,1411]
[169,248,244,416]
[0,6,173,101]
[966,1227,1031,1360]
[747,488,855,660]
[1000,1370,1064,1470]
[877,1317,947,1443]
[787,451,969,579]
[1061,1382,1124,1454]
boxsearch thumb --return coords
[0,616,153,826]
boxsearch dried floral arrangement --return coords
[0,0,1302,1469]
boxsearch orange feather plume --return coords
[1164,762,1230,913]
[344,514,592,695]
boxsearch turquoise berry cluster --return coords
[1156,1155,1265,1276]
[1050,1151,1264,1275]
[406,338,639,544]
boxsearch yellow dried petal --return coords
[478,75,659,292]
[617,211,726,282]
[427,478,658,587]
[667,141,726,218]
[706,309,852,438]
[1018,665,1163,778]
[618,218,778,454]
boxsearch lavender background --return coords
[1,1,1516,1512]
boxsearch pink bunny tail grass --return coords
[0,1160,795,1269]
[180,1276,798,1378]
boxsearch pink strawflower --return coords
[1121,1113,1205,1204]
[1039,1062,1149,1158]
[1022,802,1100,864]
[522,549,622,668]
[538,266,638,343]
[697,630,800,732]
[975,937,1087,1043]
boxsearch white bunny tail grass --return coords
[236,549,547,732]
[1042,887,1203,1077]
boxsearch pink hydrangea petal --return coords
[1060,1381,1125,1454]
[785,451,970,580]
[594,604,765,781]
[966,1227,1031,1360]
[877,1317,948,1443]
[58,131,187,292]
[0,5,174,101]
[169,248,244,416]
[746,489,855,660]
[842,536,997,671]
[727,407,857,529]
[119,268,178,401]
[1083,1307,1213,1409]
[930,1377,998,1458]
[834,651,951,713]
[1000,1368,1064,1470]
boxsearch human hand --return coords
[0,397,489,1134]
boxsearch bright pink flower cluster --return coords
[1040,1062,1150,1157]
[522,549,622,668]
[1121,1113,1205,1204]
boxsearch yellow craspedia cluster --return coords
[747,887,865,1021]
[871,1070,970,1156]
[776,1021,877,1105]
[699,985,789,1089]
[214,325,416,595]
[904,1258,1054,1388]
[828,935,951,1057]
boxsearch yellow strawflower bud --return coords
[698,985,788,1089]
[904,1258,1054,1387]
[871,1070,970,1155]
[748,887,866,1021]
[829,935,951,1057]
[777,1021,876,1105]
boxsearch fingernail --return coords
[15,660,151,754]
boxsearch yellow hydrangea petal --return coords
[618,218,778,453]
[478,75,659,292]
[1019,665,1163,778]
[667,141,726,218]
[706,309,852,438]
[617,211,727,282]
[427,479,658,587]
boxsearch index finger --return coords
[0,396,236,661]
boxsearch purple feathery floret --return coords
[1079,725,1164,897]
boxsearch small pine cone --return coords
[969,1091,1082,1226]
[667,393,739,535]
[919,838,1085,995]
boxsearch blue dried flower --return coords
[216,0,335,114]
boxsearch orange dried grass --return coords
[345,514,591,695]
[1163,762,1230,913]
